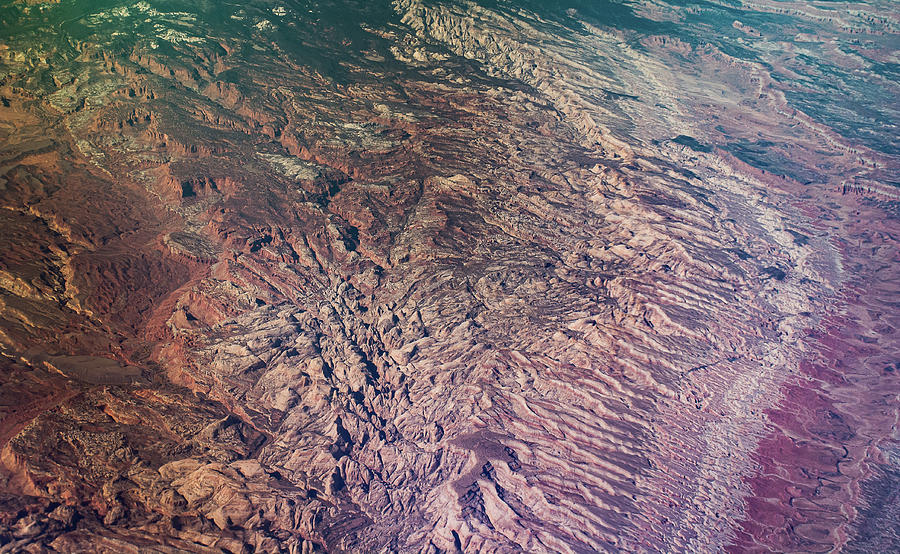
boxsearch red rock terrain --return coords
[0,0,897,552]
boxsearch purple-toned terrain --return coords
[0,1,897,552]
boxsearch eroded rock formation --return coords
[0,1,897,552]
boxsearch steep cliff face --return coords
[1,1,897,553]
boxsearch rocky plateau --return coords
[0,0,898,552]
